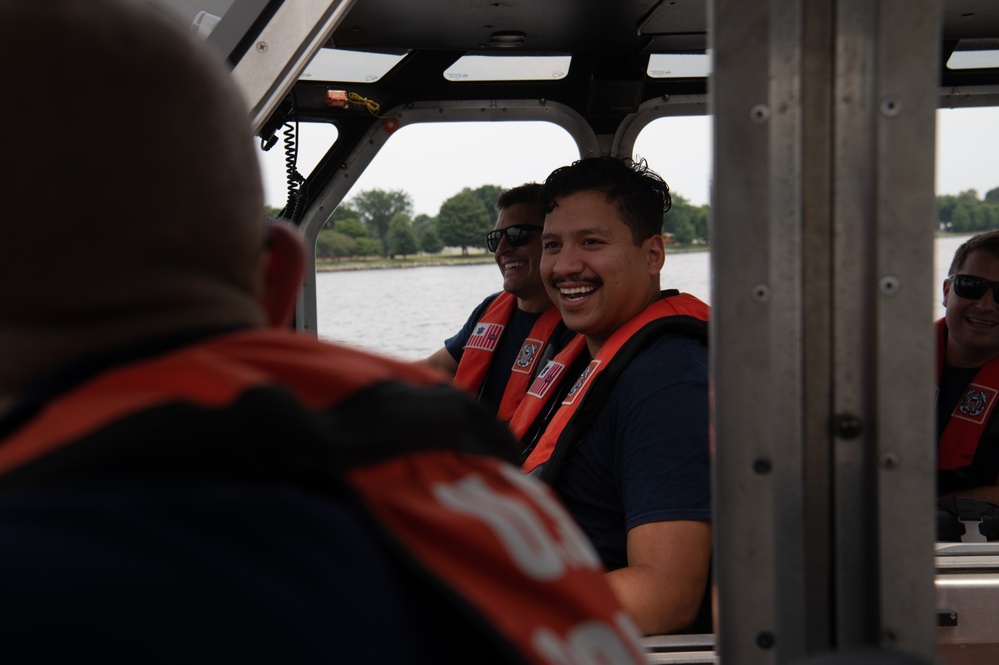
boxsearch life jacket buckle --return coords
[959,517,988,543]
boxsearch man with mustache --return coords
[427,183,575,423]
[937,230,999,504]
[510,157,712,635]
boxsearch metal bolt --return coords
[751,283,772,303]
[833,413,864,439]
[756,631,776,649]
[750,103,771,124]
[256,41,268,53]
[881,97,901,117]
[753,458,772,475]
[880,452,900,470]
[879,275,900,296]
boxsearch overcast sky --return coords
[258,107,999,218]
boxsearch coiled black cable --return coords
[283,120,307,224]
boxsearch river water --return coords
[316,236,971,360]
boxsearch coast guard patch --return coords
[465,322,504,352]
[527,361,565,398]
[511,338,543,375]
[563,360,601,406]
[953,383,999,425]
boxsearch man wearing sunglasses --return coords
[426,183,575,422]
[938,230,999,504]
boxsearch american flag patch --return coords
[527,361,565,398]
[465,322,504,351]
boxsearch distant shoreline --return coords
[316,244,710,272]
[316,235,979,272]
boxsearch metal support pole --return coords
[711,0,940,661]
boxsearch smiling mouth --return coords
[503,260,526,271]
[559,284,597,301]
[967,315,998,327]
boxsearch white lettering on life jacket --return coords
[497,464,601,571]
[433,473,567,580]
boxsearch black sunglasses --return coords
[486,225,542,252]
[949,274,999,301]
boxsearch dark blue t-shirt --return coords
[0,475,506,664]
[552,333,711,571]
[446,293,571,415]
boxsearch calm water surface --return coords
[316,237,969,360]
[317,251,711,360]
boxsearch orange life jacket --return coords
[514,292,709,478]
[936,318,999,471]
[0,329,647,664]
[453,291,565,422]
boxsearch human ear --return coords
[261,221,305,327]
[647,234,666,275]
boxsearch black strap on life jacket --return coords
[536,312,709,485]
[938,410,999,497]
[0,380,519,495]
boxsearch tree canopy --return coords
[388,213,419,258]
[324,203,364,233]
[316,229,357,259]
[437,192,492,255]
[419,226,444,254]
[410,213,443,254]
[350,189,414,257]
[664,194,709,245]
[463,184,505,227]
[937,188,999,234]
[300,180,999,261]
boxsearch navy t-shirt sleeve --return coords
[555,332,711,571]
[443,293,500,363]
[614,335,711,530]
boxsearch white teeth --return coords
[968,317,997,326]
[504,261,526,270]
[560,285,596,296]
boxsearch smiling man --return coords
[509,157,712,635]
[426,183,575,422]
[937,230,999,502]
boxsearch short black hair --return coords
[539,157,671,244]
[949,229,999,275]
[497,182,542,211]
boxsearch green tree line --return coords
[270,184,999,260]
[270,184,712,260]
[937,187,999,234]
